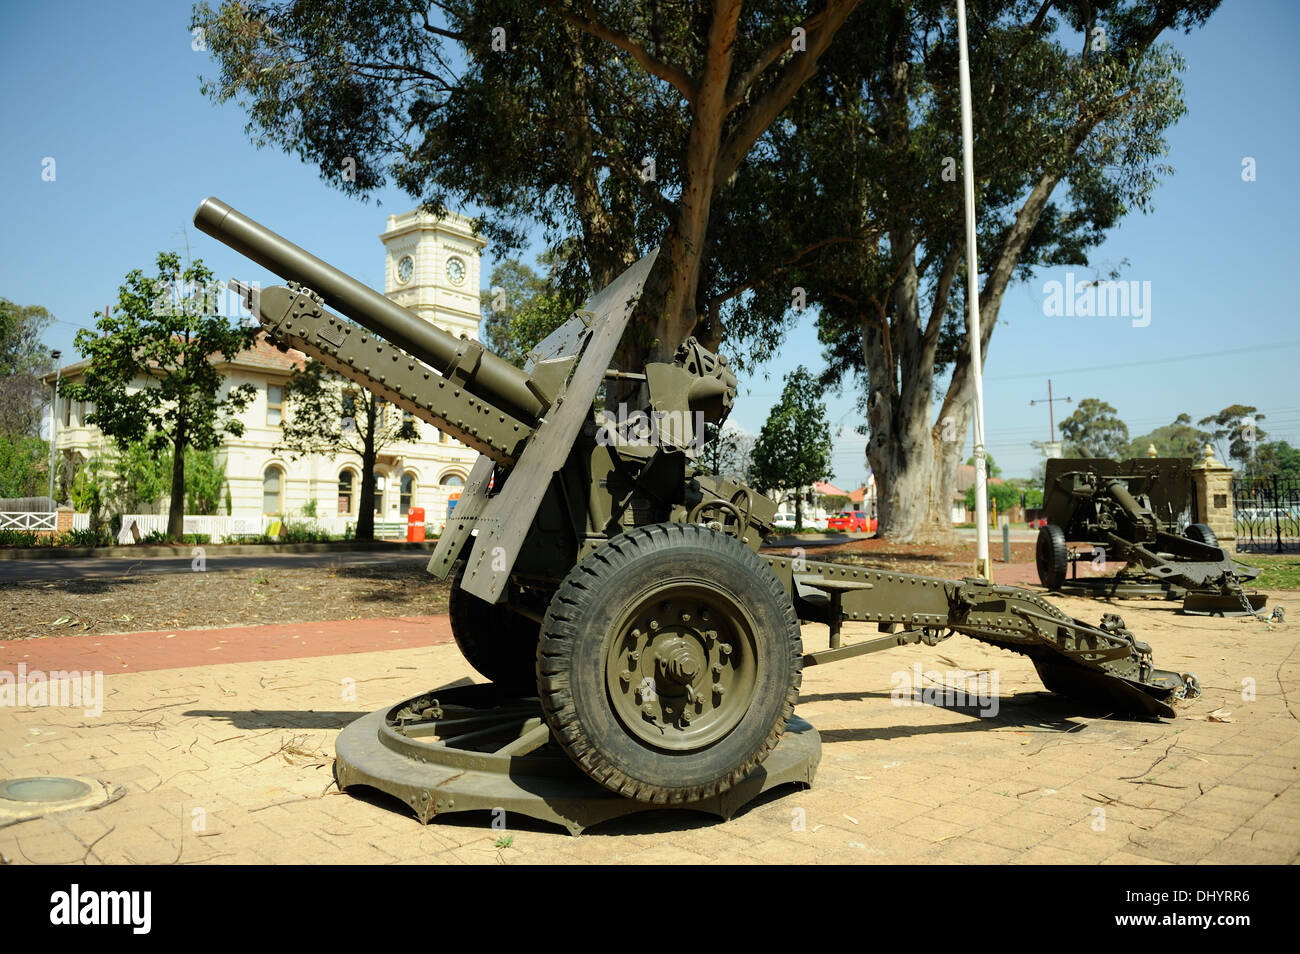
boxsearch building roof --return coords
[813,480,848,497]
[44,331,305,383]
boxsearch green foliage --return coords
[301,499,318,518]
[60,252,257,538]
[964,482,1021,514]
[184,447,228,515]
[278,358,417,541]
[0,434,48,498]
[0,528,46,548]
[482,257,579,369]
[0,297,56,438]
[750,366,833,530]
[1060,398,1130,459]
[1198,404,1264,468]
[1252,441,1300,484]
[254,519,334,543]
[822,494,850,512]
[1125,413,1211,459]
[61,527,113,547]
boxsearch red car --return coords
[828,510,875,533]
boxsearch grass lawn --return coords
[1233,553,1300,590]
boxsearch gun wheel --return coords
[1036,524,1069,590]
[448,560,540,695]
[538,523,802,803]
[1185,523,1219,548]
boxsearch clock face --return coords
[446,256,466,286]
[397,255,414,283]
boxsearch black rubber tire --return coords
[1036,524,1069,590]
[1185,523,1219,549]
[538,523,803,804]
[448,560,541,694]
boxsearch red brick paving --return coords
[0,614,451,676]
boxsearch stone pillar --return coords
[55,506,75,535]
[1191,444,1236,552]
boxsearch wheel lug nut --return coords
[680,611,691,623]
[649,620,660,631]
[719,643,732,655]
[620,670,632,682]
[713,683,725,695]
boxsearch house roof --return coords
[44,331,306,383]
[813,481,847,497]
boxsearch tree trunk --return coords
[355,399,378,542]
[168,423,186,540]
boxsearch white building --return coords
[47,207,488,535]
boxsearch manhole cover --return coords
[0,776,118,825]
[0,777,94,804]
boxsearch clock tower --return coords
[380,207,485,341]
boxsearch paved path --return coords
[0,594,1295,864]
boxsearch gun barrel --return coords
[193,196,543,423]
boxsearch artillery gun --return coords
[196,198,1201,827]
[1035,457,1266,617]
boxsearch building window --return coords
[267,384,283,426]
[440,472,465,488]
[62,397,71,427]
[342,391,357,432]
[337,470,355,515]
[262,465,284,515]
[400,472,416,516]
[373,474,385,515]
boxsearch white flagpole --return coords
[956,0,991,581]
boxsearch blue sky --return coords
[2,1,1297,487]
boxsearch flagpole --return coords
[956,0,991,581]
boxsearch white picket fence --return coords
[0,511,56,532]
[116,513,440,542]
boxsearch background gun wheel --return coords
[538,523,802,803]
[448,560,541,695]
[1035,524,1069,590]
[1184,523,1219,548]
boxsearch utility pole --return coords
[1030,379,1072,449]
[48,349,63,506]
[956,0,991,580]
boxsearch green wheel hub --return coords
[605,585,759,751]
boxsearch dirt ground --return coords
[1,561,450,641]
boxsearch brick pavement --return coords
[0,592,1296,864]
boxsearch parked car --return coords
[828,510,874,533]
[772,511,797,530]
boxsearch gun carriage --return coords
[1035,458,1266,617]
[196,198,1201,830]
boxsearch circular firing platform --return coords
[334,683,820,835]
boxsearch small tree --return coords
[0,434,48,498]
[1059,399,1130,460]
[61,252,257,538]
[481,256,579,370]
[277,361,417,541]
[1198,405,1265,471]
[750,366,833,531]
[0,298,55,439]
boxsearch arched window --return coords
[400,472,416,516]
[373,474,385,515]
[440,472,465,488]
[262,465,284,515]
[337,470,355,515]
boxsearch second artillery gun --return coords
[1035,457,1266,617]
[196,197,1201,813]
